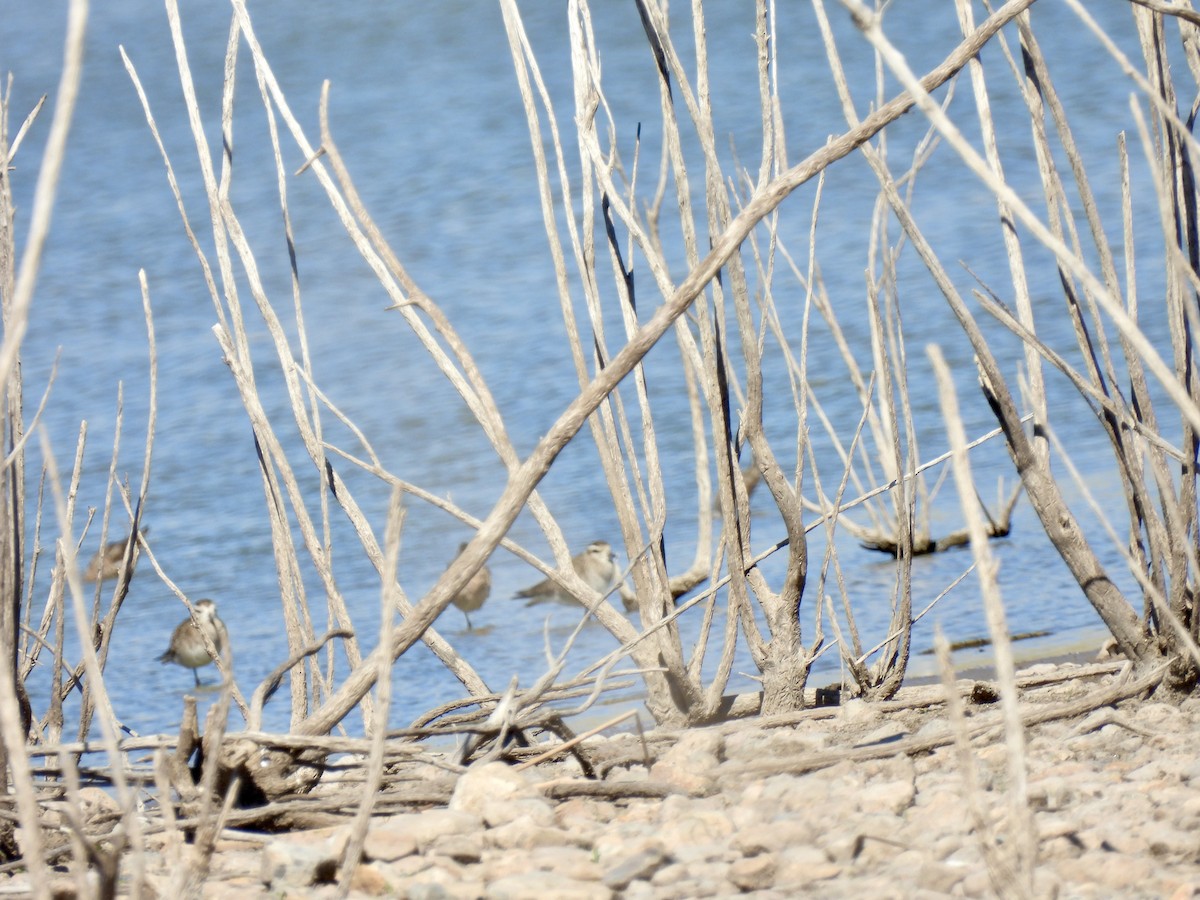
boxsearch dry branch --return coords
[276,0,1044,743]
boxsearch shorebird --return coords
[158,599,228,686]
[515,540,619,606]
[82,532,140,582]
[449,541,491,630]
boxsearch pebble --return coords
[727,852,775,890]
[484,815,580,851]
[361,825,417,862]
[601,844,670,890]
[260,839,335,887]
[348,862,391,896]
[649,729,722,796]
[489,871,611,900]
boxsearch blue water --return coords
[1,1,1166,739]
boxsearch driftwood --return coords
[723,662,1165,781]
[538,779,681,801]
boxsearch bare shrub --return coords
[3,5,1200,884]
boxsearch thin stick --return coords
[0,0,88,404]
[930,343,1035,890]
[337,489,402,898]
[516,709,638,772]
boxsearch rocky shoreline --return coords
[23,657,1200,898]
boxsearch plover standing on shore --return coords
[515,540,619,606]
[449,542,492,630]
[82,532,140,582]
[158,599,228,686]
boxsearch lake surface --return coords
[1,1,1165,738]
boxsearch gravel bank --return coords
[21,659,1200,898]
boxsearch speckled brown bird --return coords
[515,540,618,606]
[158,599,228,686]
[82,535,136,583]
[449,542,492,630]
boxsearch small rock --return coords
[856,777,915,815]
[774,846,842,887]
[485,815,583,851]
[531,846,605,881]
[1038,814,1082,841]
[482,845,597,881]
[47,876,101,899]
[1057,851,1156,891]
[368,810,481,854]
[928,834,969,863]
[404,864,474,900]
[861,755,916,781]
[488,871,612,899]
[655,805,734,862]
[1130,702,1181,728]
[451,761,538,824]
[648,861,690,885]
[1028,775,1075,811]
[553,797,611,827]
[349,862,393,896]
[912,856,968,893]
[1017,662,1061,677]
[908,787,972,839]
[1041,834,1086,860]
[362,826,418,862]
[735,773,822,816]
[838,698,878,726]
[974,743,1011,768]
[727,853,776,891]
[942,842,984,870]
[823,831,868,864]
[650,729,723,796]
[909,718,947,743]
[1032,760,1093,780]
[431,834,483,864]
[483,796,555,829]
[733,819,819,856]
[959,868,998,897]
[591,824,663,863]
[847,820,909,866]
[665,861,732,896]
[377,854,434,880]
[1078,824,1148,856]
[1127,760,1171,783]
[1166,883,1200,900]
[1140,821,1199,860]
[610,800,661,826]
[602,844,670,891]
[619,883,656,900]
[721,726,770,761]
[76,787,121,824]
[260,839,337,888]
[399,885,447,900]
